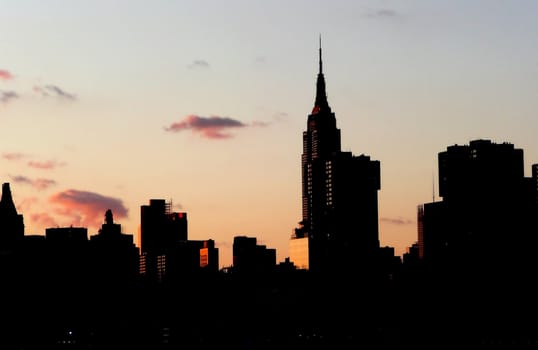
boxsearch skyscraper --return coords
[419,139,538,280]
[140,199,187,283]
[0,183,24,252]
[291,40,381,274]
[140,199,187,256]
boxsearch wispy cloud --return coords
[10,175,33,186]
[0,70,14,81]
[2,152,27,161]
[2,153,67,170]
[165,114,252,139]
[381,217,414,225]
[363,8,399,19]
[251,120,270,127]
[272,112,288,122]
[188,59,210,69]
[253,56,267,67]
[49,189,128,229]
[10,175,56,190]
[34,178,56,190]
[27,159,66,170]
[0,90,19,104]
[33,84,77,100]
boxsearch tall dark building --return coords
[0,183,24,251]
[419,139,538,280]
[0,183,25,304]
[291,40,381,273]
[140,199,188,283]
[140,199,187,255]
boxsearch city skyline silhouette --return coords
[2,1,538,347]
[1,130,538,347]
[3,2,538,269]
[2,38,538,346]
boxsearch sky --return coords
[1,0,538,268]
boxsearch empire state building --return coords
[291,40,381,274]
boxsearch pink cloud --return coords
[0,70,13,81]
[30,212,59,229]
[164,114,247,139]
[16,196,39,213]
[49,189,128,230]
[2,154,67,170]
[27,160,66,170]
[2,152,27,161]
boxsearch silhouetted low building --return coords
[89,209,139,287]
[233,235,276,276]
[45,226,90,289]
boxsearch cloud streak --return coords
[49,189,128,229]
[10,175,57,190]
[2,152,27,161]
[0,90,19,104]
[381,217,414,225]
[363,9,399,19]
[34,84,77,100]
[165,114,249,139]
[27,159,66,170]
[188,59,210,69]
[0,70,14,81]
[2,153,66,170]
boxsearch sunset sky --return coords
[2,0,538,268]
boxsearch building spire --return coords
[319,34,323,75]
[312,34,331,115]
[0,182,17,215]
